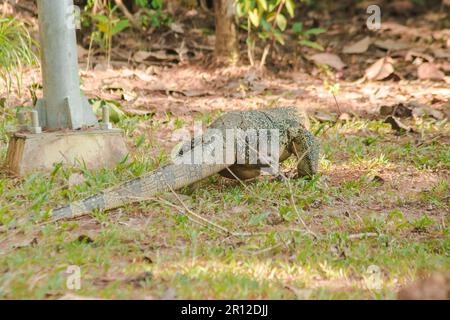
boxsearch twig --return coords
[92,0,102,14]
[257,0,285,68]
[114,0,140,29]
[332,92,342,116]
[247,19,255,67]
[160,181,265,237]
[154,196,223,233]
[163,182,233,235]
[259,44,271,69]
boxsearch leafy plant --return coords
[236,0,297,67]
[411,214,434,232]
[87,3,129,68]
[136,0,171,29]
[292,21,325,50]
[135,0,150,7]
[236,0,325,67]
[0,18,38,93]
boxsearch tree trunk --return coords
[214,0,239,65]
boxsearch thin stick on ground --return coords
[161,180,267,237]
[153,196,228,235]
[162,181,233,235]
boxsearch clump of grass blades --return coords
[0,17,38,93]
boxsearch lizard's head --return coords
[297,132,320,177]
[288,108,320,177]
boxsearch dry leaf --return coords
[366,175,384,184]
[405,50,434,62]
[121,91,136,102]
[342,36,372,54]
[170,22,184,34]
[365,57,395,81]
[338,113,352,121]
[182,89,211,97]
[379,103,412,118]
[433,29,450,42]
[309,53,346,70]
[409,101,445,120]
[379,22,423,40]
[443,103,450,120]
[417,63,445,80]
[425,12,447,22]
[432,49,450,59]
[374,39,410,51]
[413,107,444,120]
[146,50,179,61]
[384,116,413,133]
[13,237,38,249]
[314,111,337,122]
[133,70,156,82]
[133,51,152,63]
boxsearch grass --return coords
[0,18,38,94]
[0,109,448,299]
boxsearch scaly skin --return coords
[50,106,320,221]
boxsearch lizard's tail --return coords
[50,163,227,221]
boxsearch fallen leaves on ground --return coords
[365,57,395,81]
[309,53,346,71]
[380,103,413,118]
[374,39,410,51]
[417,63,445,81]
[380,101,445,120]
[384,116,414,133]
[313,111,338,122]
[342,37,372,54]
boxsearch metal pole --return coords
[36,0,97,130]
[101,105,112,130]
[30,110,42,134]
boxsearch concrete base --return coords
[5,129,129,175]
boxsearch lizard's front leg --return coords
[219,129,294,180]
[290,127,320,177]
